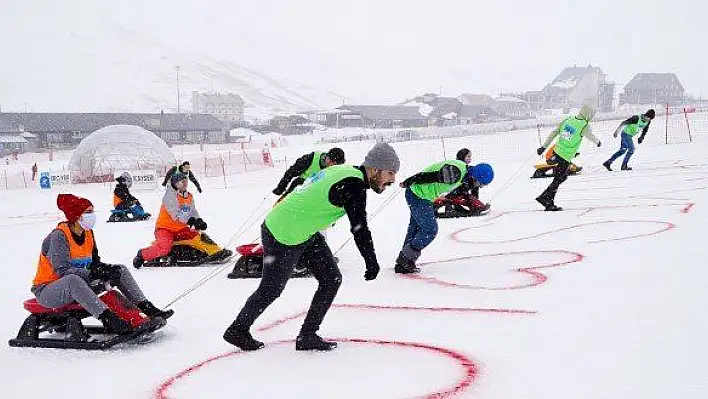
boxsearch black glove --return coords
[536,147,546,156]
[197,186,202,193]
[597,141,602,148]
[193,218,207,230]
[187,217,196,227]
[89,263,122,282]
[161,182,167,187]
[364,261,380,281]
[272,187,285,196]
[638,135,645,144]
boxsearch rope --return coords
[487,154,536,203]
[333,186,403,255]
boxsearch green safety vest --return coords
[554,117,588,162]
[623,114,650,137]
[410,160,467,202]
[266,165,363,245]
[300,151,325,179]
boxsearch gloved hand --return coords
[597,141,602,148]
[187,217,196,227]
[613,132,618,138]
[638,135,645,144]
[536,147,546,156]
[197,187,202,193]
[192,218,208,230]
[272,187,285,196]
[364,261,380,281]
[89,263,122,282]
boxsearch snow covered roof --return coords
[0,135,27,143]
[545,65,603,92]
[338,105,427,121]
[624,73,684,92]
[495,96,526,103]
[20,131,36,138]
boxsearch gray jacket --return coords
[31,228,96,295]
[162,185,200,224]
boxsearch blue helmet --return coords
[469,163,494,185]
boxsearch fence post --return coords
[221,155,227,189]
[536,124,542,147]
[665,103,669,145]
[4,169,7,190]
[683,108,693,143]
[22,170,27,188]
[440,136,447,158]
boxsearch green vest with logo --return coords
[554,117,588,162]
[300,151,325,179]
[266,165,363,245]
[410,160,467,202]
[623,114,649,137]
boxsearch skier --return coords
[602,109,655,171]
[396,157,469,273]
[223,142,400,351]
[162,161,202,193]
[111,172,150,221]
[32,194,173,335]
[133,172,207,267]
[456,148,472,164]
[271,148,346,199]
[535,103,602,211]
[436,163,494,217]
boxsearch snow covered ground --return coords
[1,127,707,398]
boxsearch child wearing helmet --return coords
[133,172,206,268]
[396,159,469,274]
[111,172,151,221]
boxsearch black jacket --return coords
[273,152,322,195]
[114,182,137,205]
[162,166,202,192]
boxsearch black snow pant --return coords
[230,223,342,335]
[538,153,571,204]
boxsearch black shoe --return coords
[296,333,337,351]
[98,310,134,334]
[394,259,420,274]
[602,161,612,171]
[535,195,551,208]
[133,251,145,269]
[223,327,264,351]
[137,301,174,320]
[544,204,563,212]
[621,165,632,171]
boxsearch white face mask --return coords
[78,212,96,230]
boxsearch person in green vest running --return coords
[396,158,469,273]
[602,109,655,171]
[272,148,346,198]
[535,103,602,211]
[224,143,399,352]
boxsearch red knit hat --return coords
[57,194,93,223]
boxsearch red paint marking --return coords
[154,339,478,399]
[452,220,674,245]
[682,203,695,213]
[405,250,583,291]
[257,304,535,332]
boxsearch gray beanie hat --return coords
[362,142,400,172]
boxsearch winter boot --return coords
[296,333,337,351]
[602,160,613,171]
[133,251,145,269]
[98,310,134,334]
[223,326,264,351]
[394,252,420,274]
[621,165,632,171]
[544,204,563,212]
[137,301,174,320]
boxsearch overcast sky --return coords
[0,0,704,111]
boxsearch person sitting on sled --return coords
[456,148,472,165]
[272,148,346,199]
[133,172,207,268]
[31,194,173,334]
[441,163,494,215]
[112,172,150,221]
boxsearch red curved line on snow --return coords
[154,338,478,399]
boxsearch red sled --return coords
[8,290,166,350]
[433,195,491,219]
[227,243,312,279]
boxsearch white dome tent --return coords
[68,124,176,183]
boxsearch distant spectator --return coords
[31,163,38,181]
[162,161,202,193]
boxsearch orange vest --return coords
[156,192,194,232]
[33,223,94,286]
[113,194,121,207]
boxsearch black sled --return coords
[433,197,491,219]
[227,243,313,279]
[140,232,233,268]
[8,290,166,350]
